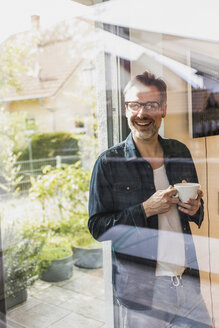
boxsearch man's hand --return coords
[178,180,203,216]
[142,186,179,218]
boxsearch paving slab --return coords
[8,296,41,312]
[7,302,71,328]
[47,312,103,328]
[32,285,80,306]
[61,273,105,299]
[6,319,26,328]
[7,266,106,328]
[59,291,105,322]
[55,267,104,287]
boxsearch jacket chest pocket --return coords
[113,179,142,208]
[113,179,141,193]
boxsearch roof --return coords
[0,19,88,102]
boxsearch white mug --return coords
[173,183,201,203]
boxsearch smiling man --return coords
[88,71,212,327]
[125,82,165,141]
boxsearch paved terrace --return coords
[5,261,219,327]
[7,266,105,328]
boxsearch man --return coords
[88,71,212,327]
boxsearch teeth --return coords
[136,122,151,126]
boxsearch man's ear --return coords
[162,103,167,118]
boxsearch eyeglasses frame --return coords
[125,101,162,112]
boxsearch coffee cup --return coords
[173,183,201,203]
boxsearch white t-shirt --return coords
[153,165,185,276]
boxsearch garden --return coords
[0,113,101,309]
[0,16,102,314]
[1,158,102,309]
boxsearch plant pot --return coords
[41,250,73,282]
[6,289,27,310]
[73,246,103,269]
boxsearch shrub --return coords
[18,131,80,161]
[16,132,80,191]
[27,161,99,248]
[40,248,71,262]
[3,232,44,298]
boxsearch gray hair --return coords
[123,71,167,104]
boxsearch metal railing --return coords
[0,154,80,197]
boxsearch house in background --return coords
[0,15,96,137]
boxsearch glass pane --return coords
[1,1,219,328]
[0,4,105,328]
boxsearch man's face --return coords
[125,84,166,141]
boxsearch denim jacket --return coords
[88,133,204,310]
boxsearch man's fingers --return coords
[197,189,204,198]
[178,199,200,217]
[168,197,180,204]
[178,201,195,209]
[179,197,200,206]
[177,184,202,216]
[187,198,200,205]
[178,206,193,215]
[164,186,177,197]
[164,187,179,204]
[178,200,197,213]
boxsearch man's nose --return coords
[137,107,150,118]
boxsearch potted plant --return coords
[21,220,74,283]
[29,162,102,270]
[3,232,43,309]
[72,229,102,269]
[39,247,73,282]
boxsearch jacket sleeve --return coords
[188,199,204,228]
[182,145,204,228]
[88,156,147,240]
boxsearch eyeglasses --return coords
[125,101,161,112]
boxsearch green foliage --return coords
[73,232,100,249]
[0,35,34,97]
[3,228,44,298]
[18,131,79,161]
[28,161,97,248]
[0,110,38,194]
[0,140,23,194]
[40,248,71,262]
[39,247,72,272]
[41,234,73,250]
[0,111,31,153]
[15,132,80,191]
[21,221,74,271]
[30,161,90,212]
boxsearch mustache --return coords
[134,118,155,123]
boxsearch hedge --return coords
[18,132,79,161]
[16,132,80,191]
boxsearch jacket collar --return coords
[124,133,140,160]
[124,132,172,161]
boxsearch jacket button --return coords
[126,186,130,191]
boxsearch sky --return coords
[0,0,89,43]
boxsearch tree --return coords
[0,33,37,98]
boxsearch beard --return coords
[127,118,158,141]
